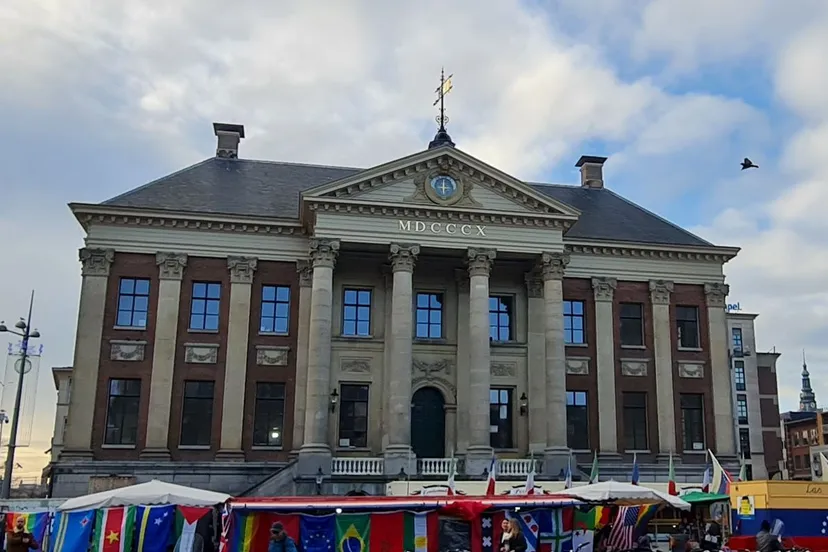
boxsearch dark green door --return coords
[411,387,446,458]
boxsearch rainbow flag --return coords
[6,511,50,544]
[231,512,299,552]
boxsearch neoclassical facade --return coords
[52,123,739,497]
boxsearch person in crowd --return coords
[669,529,689,552]
[500,518,527,552]
[636,533,653,552]
[756,520,782,552]
[268,522,297,552]
[6,517,39,552]
[500,518,512,551]
[701,515,722,551]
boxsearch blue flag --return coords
[48,510,95,552]
[300,514,335,552]
[134,505,175,552]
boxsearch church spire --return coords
[428,68,455,149]
[799,349,817,412]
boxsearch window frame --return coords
[680,393,706,452]
[566,390,590,450]
[115,277,151,329]
[342,288,373,338]
[739,427,751,459]
[734,360,746,391]
[490,387,514,449]
[415,291,444,339]
[622,392,649,451]
[736,394,749,425]
[180,380,215,447]
[252,382,287,447]
[676,305,701,349]
[563,300,586,345]
[260,285,291,335]
[732,327,743,355]
[189,282,222,332]
[619,302,645,347]
[103,378,141,446]
[338,383,370,448]
[489,295,515,342]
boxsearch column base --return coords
[58,448,94,461]
[139,447,171,460]
[464,445,494,476]
[297,444,332,477]
[543,446,571,477]
[383,445,416,476]
[215,449,246,461]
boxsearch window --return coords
[342,289,372,337]
[563,301,586,345]
[619,303,644,347]
[338,384,369,448]
[260,285,290,334]
[732,327,743,355]
[489,296,514,341]
[676,306,700,349]
[793,433,800,446]
[739,428,751,459]
[736,395,748,424]
[566,391,589,450]
[734,360,746,391]
[680,394,705,451]
[180,381,214,446]
[490,388,514,449]
[416,293,443,339]
[104,379,141,446]
[745,464,753,480]
[116,278,150,328]
[623,392,649,451]
[252,383,286,447]
[190,282,221,331]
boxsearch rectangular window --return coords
[116,278,150,328]
[104,379,141,446]
[680,394,705,451]
[342,289,372,337]
[415,293,443,339]
[338,384,369,448]
[489,296,514,342]
[180,381,214,447]
[260,285,290,334]
[566,391,589,450]
[619,303,644,347]
[739,428,751,459]
[793,433,800,446]
[563,300,586,345]
[490,388,514,449]
[676,306,700,348]
[737,394,749,424]
[732,327,743,355]
[623,392,649,451]
[190,282,221,331]
[252,383,286,447]
[734,360,746,391]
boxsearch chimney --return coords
[213,122,245,159]
[575,155,608,189]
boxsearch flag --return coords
[701,463,711,492]
[486,455,498,496]
[92,507,136,552]
[232,512,299,552]
[821,452,828,482]
[709,450,732,495]
[48,510,95,552]
[7,511,49,545]
[300,514,335,552]
[667,452,678,495]
[525,458,537,495]
[540,508,574,552]
[447,455,457,496]
[605,506,658,551]
[219,504,231,552]
[175,506,212,552]
[738,461,748,482]
[476,510,506,552]
[336,514,370,552]
[403,512,439,552]
[135,505,175,552]
[588,452,599,484]
[631,453,640,485]
[573,507,609,532]
[563,455,572,490]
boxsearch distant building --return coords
[40,366,72,487]
[782,355,821,480]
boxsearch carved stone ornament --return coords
[621,359,648,377]
[649,280,674,305]
[309,238,340,269]
[678,362,704,379]
[525,271,543,299]
[228,256,258,284]
[704,282,730,308]
[592,277,618,302]
[539,252,570,281]
[256,345,290,366]
[467,248,496,278]
[405,166,481,208]
[341,358,372,373]
[184,343,219,364]
[413,358,454,377]
[389,243,420,272]
[491,362,517,377]
[566,358,590,375]
[297,260,313,288]
[110,340,147,362]
[79,248,115,277]
[156,252,188,280]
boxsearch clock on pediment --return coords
[423,171,465,206]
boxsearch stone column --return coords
[298,239,339,476]
[705,282,737,456]
[465,248,496,475]
[61,248,114,459]
[650,279,676,456]
[384,244,419,474]
[454,269,471,456]
[525,271,547,455]
[141,252,188,458]
[541,252,570,476]
[291,261,313,454]
[216,256,257,459]
[592,277,620,456]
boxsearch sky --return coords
[1,0,827,481]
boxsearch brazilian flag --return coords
[335,514,370,552]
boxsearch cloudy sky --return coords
[1,0,827,480]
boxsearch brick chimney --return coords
[576,155,608,189]
[213,122,245,159]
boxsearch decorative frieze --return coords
[491,362,517,377]
[297,260,313,288]
[413,358,453,376]
[704,282,730,308]
[109,340,147,362]
[649,280,674,305]
[539,252,570,281]
[620,359,649,377]
[341,358,372,373]
[678,362,705,379]
[227,256,258,284]
[255,345,290,367]
[157,252,187,280]
[184,343,220,364]
[309,239,340,269]
[79,248,114,277]
[591,277,617,302]
[466,248,496,277]
[389,243,420,272]
[566,358,590,375]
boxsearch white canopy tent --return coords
[58,480,230,511]
[551,480,691,510]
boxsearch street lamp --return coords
[0,291,40,499]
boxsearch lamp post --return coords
[0,291,40,499]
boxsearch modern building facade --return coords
[51,122,742,497]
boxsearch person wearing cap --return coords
[268,522,297,552]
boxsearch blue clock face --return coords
[430,175,458,200]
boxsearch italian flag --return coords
[369,511,438,552]
[176,506,213,552]
[92,507,135,552]
[667,452,678,496]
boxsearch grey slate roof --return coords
[103,157,711,247]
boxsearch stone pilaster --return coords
[706,282,736,456]
[592,277,620,456]
[525,270,547,455]
[384,244,419,474]
[291,261,313,454]
[141,252,187,459]
[454,269,471,456]
[650,279,676,456]
[61,248,114,459]
[465,248,496,475]
[217,256,257,459]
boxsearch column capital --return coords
[649,279,674,305]
[309,239,340,269]
[704,282,730,308]
[525,270,544,298]
[156,252,188,280]
[79,248,114,277]
[467,248,496,277]
[297,260,313,288]
[539,252,570,281]
[592,277,617,302]
[228,256,258,284]
[389,243,420,272]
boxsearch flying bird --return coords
[741,158,758,170]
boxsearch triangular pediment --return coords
[302,147,581,218]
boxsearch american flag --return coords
[606,507,641,550]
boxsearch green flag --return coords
[589,451,599,484]
[336,514,370,552]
